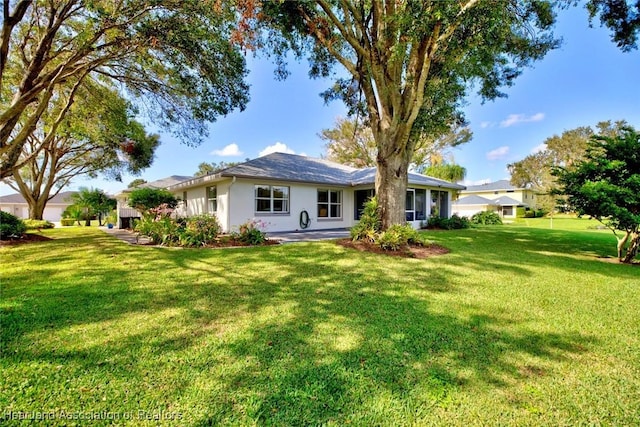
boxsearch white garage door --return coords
[43,207,63,222]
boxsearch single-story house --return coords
[0,191,77,222]
[116,175,192,229]
[116,153,465,232]
[452,179,537,218]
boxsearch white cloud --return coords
[500,112,545,128]
[486,146,510,161]
[210,143,243,157]
[531,143,547,154]
[258,142,296,157]
[480,121,493,129]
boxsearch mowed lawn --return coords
[1,223,638,425]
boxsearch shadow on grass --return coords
[1,229,600,424]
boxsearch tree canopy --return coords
[194,161,243,177]
[320,116,471,172]
[509,121,630,212]
[0,0,249,179]
[260,0,559,228]
[553,126,640,263]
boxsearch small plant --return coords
[234,219,268,245]
[23,219,55,230]
[0,211,26,240]
[427,214,470,230]
[181,214,221,247]
[377,224,418,251]
[351,197,381,242]
[134,216,183,246]
[471,211,503,225]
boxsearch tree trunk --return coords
[375,155,408,230]
[28,199,46,220]
[622,231,639,264]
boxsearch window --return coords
[406,189,415,221]
[207,186,217,212]
[183,191,188,209]
[318,190,342,219]
[255,185,289,213]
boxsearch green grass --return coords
[1,224,638,425]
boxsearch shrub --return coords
[378,224,419,251]
[351,197,381,242]
[180,214,221,247]
[23,219,55,230]
[471,211,503,225]
[134,216,182,246]
[427,214,470,230]
[128,188,178,216]
[446,214,471,229]
[0,211,26,240]
[60,219,76,226]
[234,219,268,245]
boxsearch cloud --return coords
[480,121,494,129]
[486,146,510,161]
[210,143,243,157]
[500,112,545,128]
[531,143,547,154]
[259,142,296,157]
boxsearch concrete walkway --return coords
[100,227,152,245]
[268,228,351,243]
[101,226,350,245]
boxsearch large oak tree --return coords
[0,0,249,179]
[261,1,559,228]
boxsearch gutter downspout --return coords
[227,176,236,233]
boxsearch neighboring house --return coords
[115,153,465,232]
[452,179,537,218]
[0,191,77,221]
[115,175,192,229]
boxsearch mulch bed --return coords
[336,238,450,259]
[0,233,52,246]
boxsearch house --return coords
[452,179,537,218]
[116,153,465,232]
[0,191,77,221]
[115,175,192,229]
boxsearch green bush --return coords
[181,214,221,247]
[134,216,182,246]
[23,219,55,230]
[128,188,178,216]
[60,219,76,226]
[378,224,419,251]
[234,219,268,245]
[0,211,26,240]
[427,214,470,230]
[471,211,503,225]
[535,209,547,218]
[351,197,381,242]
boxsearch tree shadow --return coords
[1,230,602,424]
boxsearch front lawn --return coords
[1,225,638,425]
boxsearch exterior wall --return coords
[1,204,66,221]
[229,179,356,233]
[452,204,494,218]
[464,189,537,209]
[170,180,231,231]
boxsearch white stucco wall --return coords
[228,179,356,233]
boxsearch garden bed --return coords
[336,238,449,259]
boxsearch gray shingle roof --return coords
[463,179,520,192]
[0,191,77,204]
[139,175,193,189]
[453,195,496,206]
[492,196,524,206]
[212,152,465,190]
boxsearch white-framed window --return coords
[255,185,289,214]
[207,186,217,212]
[317,189,342,219]
[182,191,188,209]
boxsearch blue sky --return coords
[1,5,639,196]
